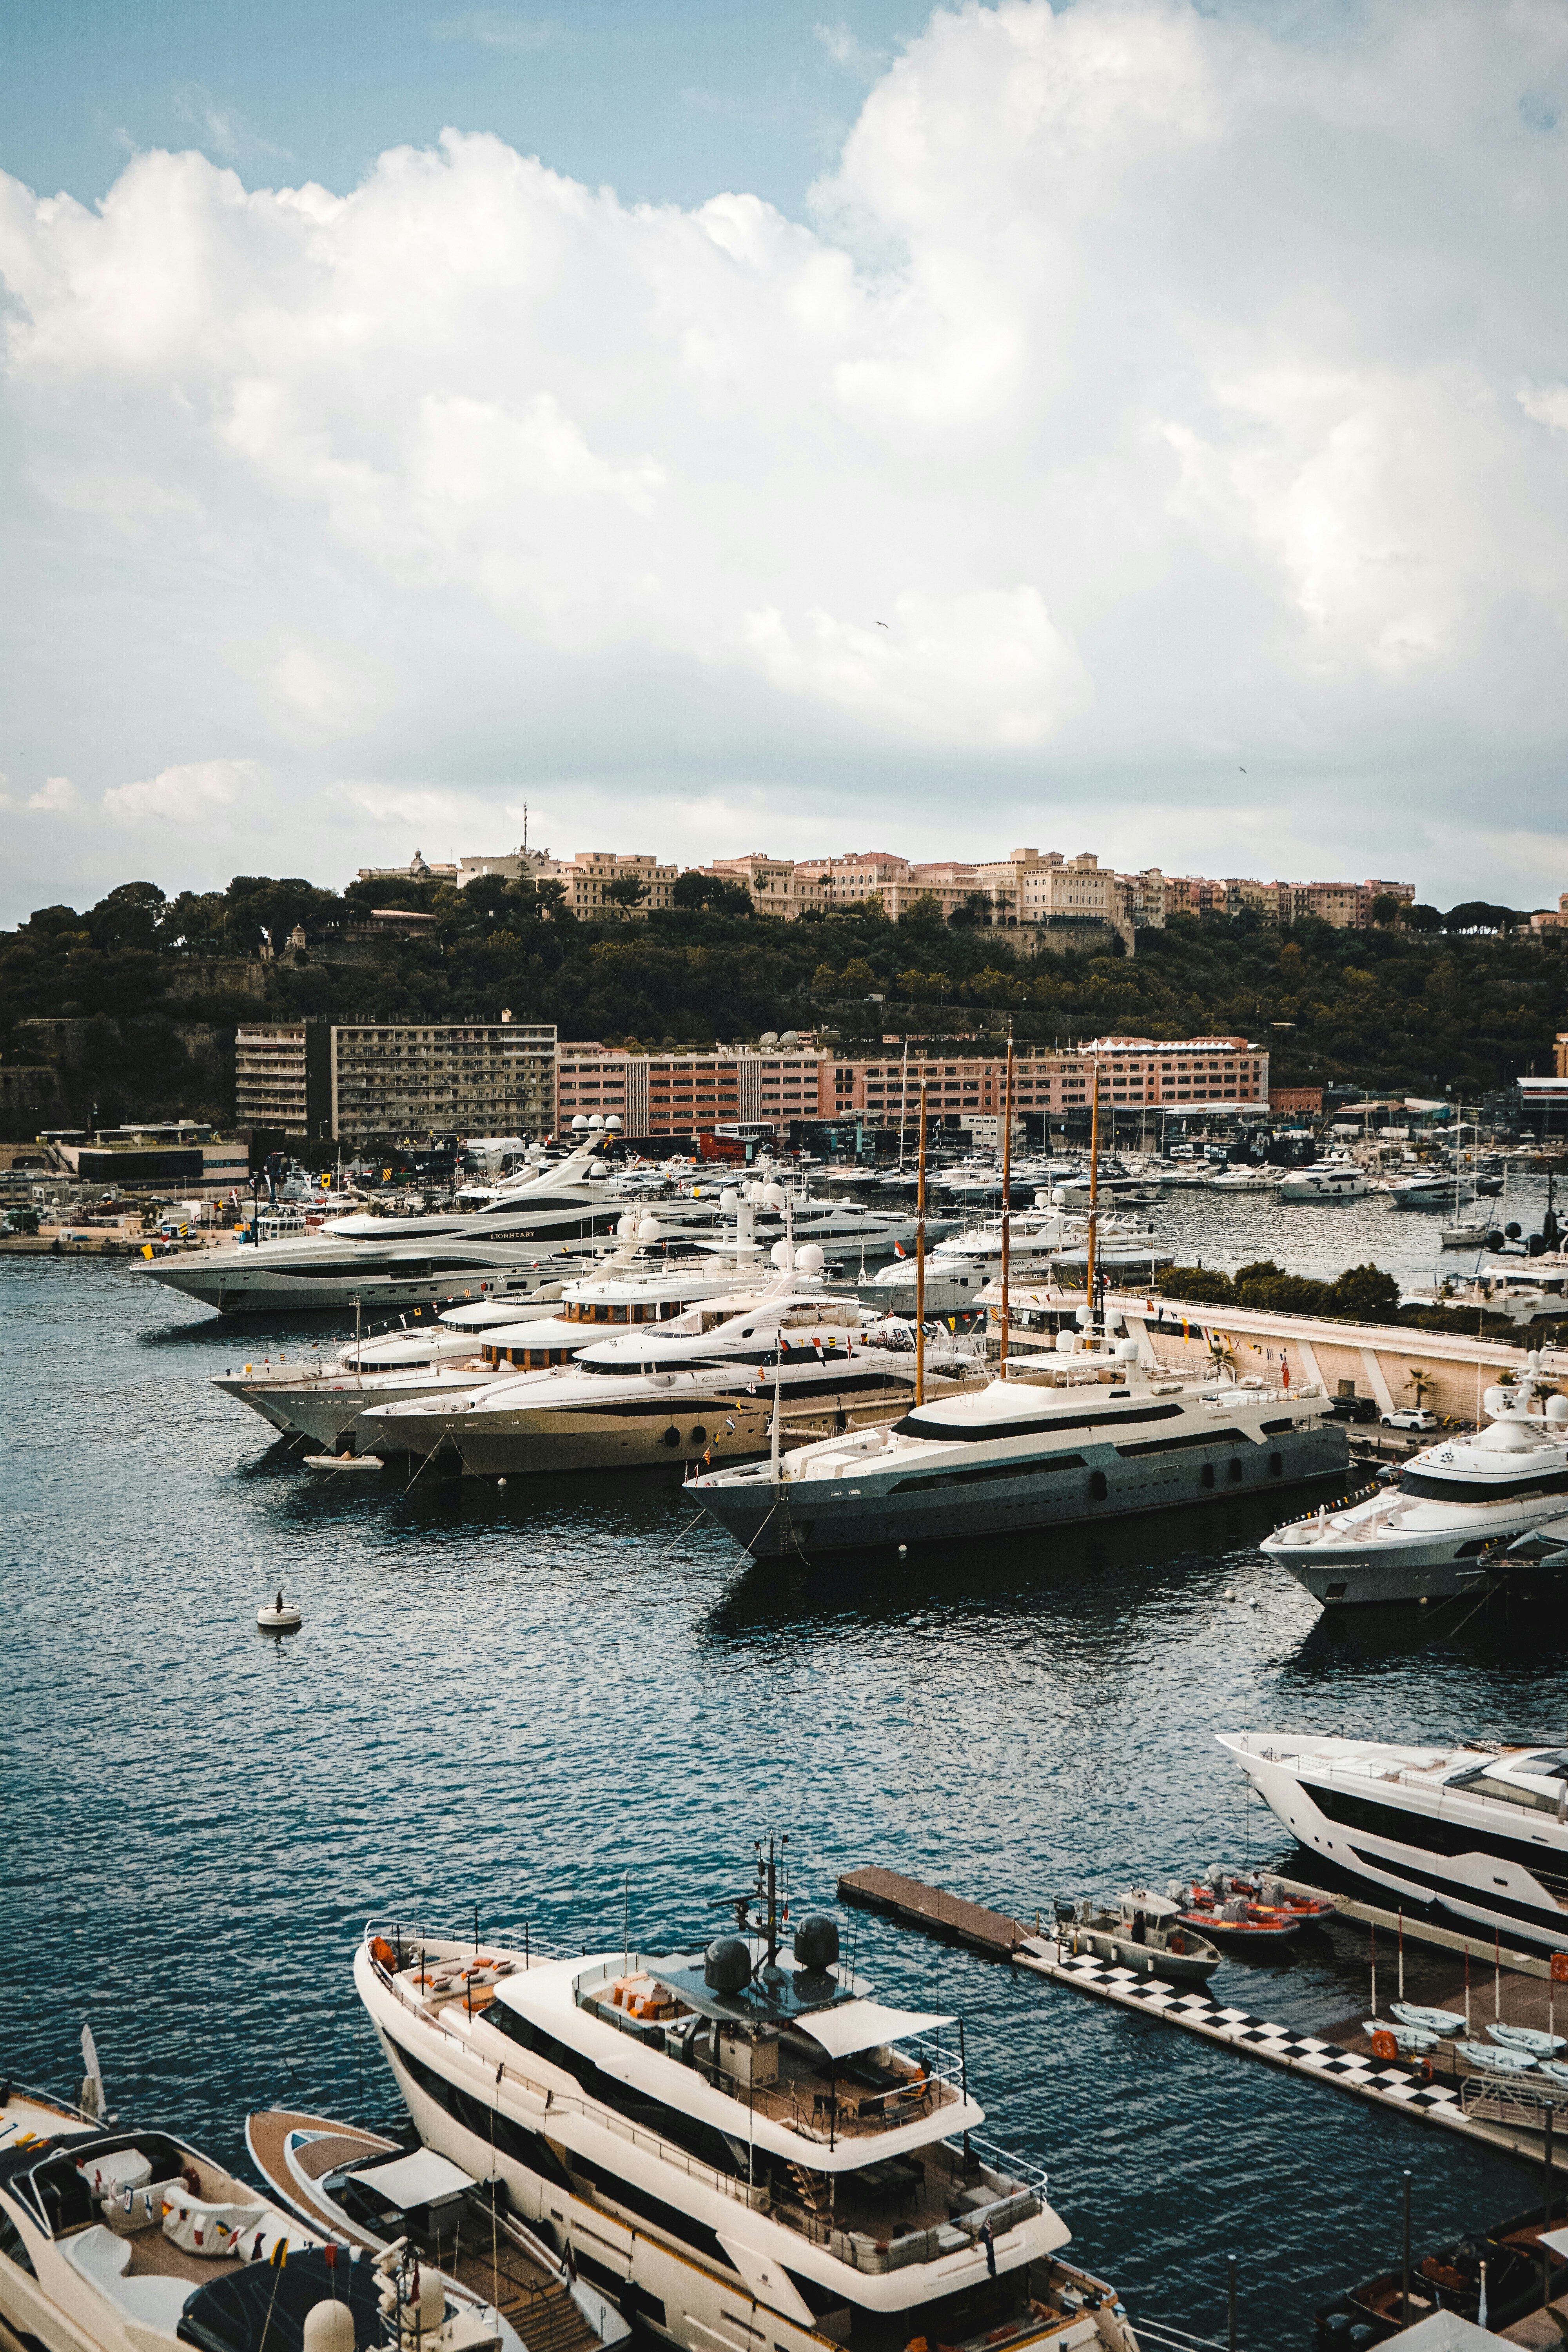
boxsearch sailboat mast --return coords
[1085,1060,1100,1325]
[898,1041,909,1173]
[916,1075,927,1406]
[1000,1031,1014,1378]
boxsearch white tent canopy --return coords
[354,2149,475,2207]
[795,2001,953,2061]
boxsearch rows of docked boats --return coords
[0,1862,1143,2352]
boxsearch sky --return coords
[2,0,1567,924]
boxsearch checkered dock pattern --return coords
[1018,1945,1465,2119]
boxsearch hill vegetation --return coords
[2,869,1564,1130]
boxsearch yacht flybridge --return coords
[1217,1731,1568,1954]
[354,1886,1137,2352]
[1263,1353,1568,1606]
[684,1323,1345,1560]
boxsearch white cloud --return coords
[3,0,1568,912]
[813,23,888,78]
[431,12,564,51]
[102,759,261,824]
[27,776,77,811]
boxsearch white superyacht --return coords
[685,1321,1345,1559]
[1217,1730,1568,1954]
[353,1867,1139,2352]
[1262,1353,1568,1605]
[142,1147,633,1316]
[358,1252,982,1477]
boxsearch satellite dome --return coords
[588,1113,604,1128]
[589,1160,608,1178]
[704,1937,753,1994]
[604,1114,623,1131]
[795,1242,825,1274]
[638,1216,662,1243]
[617,1214,637,1239]
[571,1116,590,1132]
[720,1187,740,1211]
[760,1031,779,1049]
[793,1914,840,1972]
[771,1239,796,1270]
[763,1182,786,1210]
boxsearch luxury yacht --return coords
[259,1230,777,1454]
[1262,1354,1568,1605]
[1276,1166,1369,1203]
[1217,1730,1568,1954]
[1386,1173,1452,1210]
[0,2078,515,2352]
[685,1323,1345,1558]
[352,1872,1139,2352]
[141,1148,637,1315]
[359,1259,983,1477]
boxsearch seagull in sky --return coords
[877,619,888,627]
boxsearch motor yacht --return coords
[1386,1173,1452,1210]
[1277,1167,1369,1204]
[1217,1730,1568,1954]
[358,1260,984,1477]
[1261,1353,1568,1605]
[326,1146,631,1247]
[0,2078,515,2352]
[244,2110,628,2352]
[1204,1167,1279,1195]
[684,1321,1345,1559]
[352,1870,1139,2352]
[218,1222,774,1452]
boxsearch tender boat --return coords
[0,2079,515,2352]
[1218,1730,1568,1953]
[1488,2022,1567,2057]
[244,2110,628,2352]
[1210,1873,1336,1924]
[1314,2187,1568,2345]
[1363,2018,1439,2056]
[1263,1354,1568,1606]
[1032,1893,1220,1985]
[1455,2040,1538,2074]
[1171,1877,1302,1944]
[1390,2002,1466,2036]
[353,1867,1140,2352]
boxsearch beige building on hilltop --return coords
[1165,875,1416,928]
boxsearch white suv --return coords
[1381,1407,1439,1431]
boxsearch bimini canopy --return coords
[795,2001,953,2061]
[354,2150,474,2208]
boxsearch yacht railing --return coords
[364,1938,1044,2275]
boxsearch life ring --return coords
[1370,2030,1398,2063]
[370,1935,398,1973]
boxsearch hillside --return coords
[2,871,1564,1132]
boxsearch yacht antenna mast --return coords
[755,1835,788,1967]
[1000,1028,1014,1379]
[898,1041,909,1174]
[1085,1059,1100,1331]
[915,1074,927,1405]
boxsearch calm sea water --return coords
[4,1222,1566,2347]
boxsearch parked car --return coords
[1380,1407,1439,1431]
[1328,1394,1379,1424]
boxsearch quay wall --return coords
[1112,1291,1568,1423]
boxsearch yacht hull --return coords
[691,1420,1347,1558]
[143,1250,590,1316]
[365,1371,936,1475]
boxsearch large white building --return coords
[329,1020,557,1143]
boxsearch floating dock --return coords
[840,1865,1568,2172]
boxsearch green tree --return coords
[602,875,650,920]
[840,957,877,993]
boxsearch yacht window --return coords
[896,1401,1183,1445]
[1445,1765,1567,1813]
[0,2207,36,2275]
[1399,1466,1568,1505]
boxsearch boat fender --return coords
[1089,1471,1107,1501]
[662,1427,681,1446]
[183,2167,201,2196]
[370,1936,399,1974]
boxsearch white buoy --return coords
[898,1543,907,1555]
[497,1477,507,1488]
[1223,1587,1236,1602]
[257,1591,302,1633]
[1247,1595,1259,1608]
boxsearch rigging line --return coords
[402,1431,453,1496]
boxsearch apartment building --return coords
[556,1035,1266,1140]
[544,851,681,917]
[703,856,831,918]
[329,1020,557,1143]
[1164,875,1416,929]
[234,1023,333,1139]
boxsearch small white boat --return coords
[1456,2039,1538,2073]
[1391,2001,1467,2036]
[303,1452,387,1471]
[1490,2022,1568,2057]
[1036,1890,1222,1985]
[1441,1221,1492,1250]
[257,1593,303,1632]
[1364,2019,1439,2055]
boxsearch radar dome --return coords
[589,1160,608,1178]
[617,1214,637,1239]
[760,1031,779,1049]
[1117,1338,1140,1362]
[704,1936,753,1993]
[720,1188,740,1211]
[795,1242,825,1274]
[771,1239,796,1270]
[638,1216,663,1243]
[1483,1387,1509,1417]
[571,1115,590,1131]
[793,1913,840,1971]
[304,2305,357,2352]
[764,1182,786,1210]
[1546,1395,1568,1426]
[604,1114,623,1131]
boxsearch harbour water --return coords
[5,1233,1568,2343]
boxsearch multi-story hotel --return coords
[555,1034,1268,1138]
[1164,874,1416,928]
[329,1020,557,1145]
